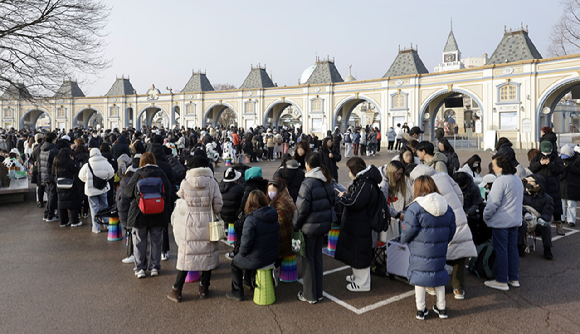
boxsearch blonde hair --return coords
[386,161,406,197]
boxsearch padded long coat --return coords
[172,167,223,272]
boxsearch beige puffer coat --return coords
[172,167,223,272]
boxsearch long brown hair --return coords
[139,152,157,167]
[413,175,440,199]
[386,161,406,196]
[268,177,287,205]
[244,190,269,215]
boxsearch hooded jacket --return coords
[386,128,397,141]
[483,173,524,229]
[458,163,483,185]
[112,135,131,160]
[171,167,222,271]
[293,167,334,237]
[335,165,382,269]
[233,206,279,270]
[39,141,59,183]
[54,158,81,210]
[400,192,456,287]
[529,150,564,218]
[147,143,177,188]
[560,153,580,201]
[78,148,115,196]
[219,180,245,224]
[273,161,305,203]
[319,146,341,182]
[115,175,132,226]
[461,176,483,218]
[496,142,519,167]
[523,174,554,223]
[238,176,269,216]
[410,164,477,260]
[422,152,448,174]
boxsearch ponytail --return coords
[320,165,333,185]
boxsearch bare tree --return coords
[0,0,110,98]
[213,83,237,91]
[217,108,237,128]
[548,0,580,56]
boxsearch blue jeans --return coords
[492,227,519,283]
[88,193,108,233]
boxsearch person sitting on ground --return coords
[226,190,279,302]
[400,175,456,320]
[520,174,554,260]
[438,138,459,176]
[416,141,448,174]
[458,154,483,185]
[453,171,488,245]
[267,178,296,275]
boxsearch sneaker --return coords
[544,247,553,260]
[297,291,317,304]
[121,255,135,264]
[226,291,243,302]
[135,269,146,279]
[43,216,48,221]
[453,289,465,300]
[426,287,436,296]
[37,202,44,208]
[82,213,88,219]
[346,282,370,292]
[92,230,101,234]
[484,280,509,291]
[433,305,448,319]
[71,222,82,227]
[161,252,169,261]
[225,252,235,260]
[46,217,59,222]
[508,280,520,288]
[60,223,71,227]
[346,275,355,283]
[416,308,429,320]
[150,268,159,277]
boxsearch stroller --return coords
[94,204,123,241]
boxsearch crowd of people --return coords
[0,122,575,320]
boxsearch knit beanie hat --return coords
[245,167,262,181]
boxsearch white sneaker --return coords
[508,280,520,288]
[71,222,82,227]
[121,255,135,264]
[135,269,146,278]
[346,282,370,292]
[150,268,159,277]
[161,252,169,261]
[346,275,355,283]
[484,280,509,291]
[426,287,436,296]
[92,230,101,234]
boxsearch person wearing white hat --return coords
[560,144,580,228]
[478,173,497,202]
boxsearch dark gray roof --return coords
[383,49,429,78]
[443,30,459,53]
[54,81,85,98]
[181,72,214,92]
[105,78,135,96]
[487,30,543,65]
[239,67,275,89]
[304,60,344,84]
[1,83,31,99]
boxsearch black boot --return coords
[199,285,208,299]
[518,245,526,258]
[544,247,553,260]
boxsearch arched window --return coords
[245,102,255,114]
[57,107,66,118]
[499,85,517,101]
[110,105,119,117]
[4,107,13,118]
[186,103,195,115]
[393,94,406,108]
[312,99,322,112]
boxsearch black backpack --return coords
[468,240,496,279]
[369,183,390,232]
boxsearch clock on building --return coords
[444,53,456,62]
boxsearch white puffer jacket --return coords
[410,164,477,260]
[78,148,115,197]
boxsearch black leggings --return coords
[58,208,79,226]
[173,270,212,290]
[388,141,395,150]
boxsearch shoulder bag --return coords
[88,162,108,190]
[209,182,226,241]
[56,177,74,189]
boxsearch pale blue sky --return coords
[86,0,563,96]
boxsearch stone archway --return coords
[20,108,52,130]
[73,108,105,129]
[535,77,580,141]
[263,100,303,130]
[136,105,169,130]
[333,95,381,132]
[203,103,238,128]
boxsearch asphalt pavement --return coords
[1,149,579,334]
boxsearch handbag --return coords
[291,228,306,257]
[87,162,108,190]
[209,183,226,242]
[56,177,74,189]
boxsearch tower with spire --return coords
[434,19,465,72]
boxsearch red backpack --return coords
[136,176,165,215]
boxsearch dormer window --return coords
[500,85,517,101]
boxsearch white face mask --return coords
[473,163,479,167]
[349,171,356,180]
[268,191,277,200]
[542,151,550,156]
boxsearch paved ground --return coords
[1,150,580,334]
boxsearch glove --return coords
[537,218,548,226]
[524,213,533,221]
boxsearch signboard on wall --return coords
[58,122,65,130]
[475,120,482,134]
[522,118,532,133]
[187,120,195,129]
[312,118,322,132]
[393,116,405,127]
[500,112,518,130]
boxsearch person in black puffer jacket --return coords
[293,153,334,303]
[540,127,558,149]
[125,152,173,277]
[335,157,381,292]
[560,145,580,228]
[117,170,135,263]
[453,171,488,245]
[166,153,186,183]
[219,168,245,226]
[273,154,305,203]
[112,134,131,160]
[147,137,177,188]
[226,191,279,301]
[319,137,342,182]
[52,148,82,227]
[519,174,554,259]
[529,141,565,235]
[40,132,60,221]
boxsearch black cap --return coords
[409,126,424,135]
